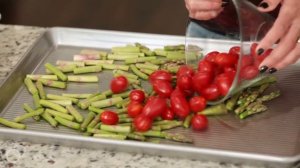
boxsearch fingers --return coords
[188,0,222,12]
[259,24,300,70]
[256,7,294,53]
[257,0,282,12]
[274,44,300,70]
[189,8,223,20]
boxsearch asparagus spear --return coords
[13,109,44,123]
[38,79,67,89]
[66,105,84,123]
[198,104,228,116]
[45,63,67,81]
[22,104,41,121]
[80,112,96,131]
[26,75,58,81]
[73,65,102,74]
[41,111,58,127]
[0,117,26,129]
[36,80,46,99]
[56,60,84,67]
[67,75,99,83]
[55,116,80,130]
[24,78,38,95]
[39,99,68,113]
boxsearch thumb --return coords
[257,0,281,12]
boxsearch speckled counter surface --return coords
[0,24,263,168]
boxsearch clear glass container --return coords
[185,0,275,104]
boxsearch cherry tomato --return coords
[182,89,194,98]
[191,114,208,131]
[204,51,219,63]
[127,101,144,118]
[100,111,119,125]
[172,87,185,97]
[177,65,194,77]
[142,97,168,119]
[152,80,173,98]
[198,60,215,74]
[192,72,213,94]
[223,66,236,74]
[170,91,190,119]
[215,53,238,67]
[215,73,233,96]
[161,107,175,120]
[149,70,172,83]
[201,83,220,101]
[241,55,254,68]
[240,65,259,80]
[133,115,153,132]
[129,89,145,103]
[229,46,240,56]
[177,74,193,91]
[189,96,207,113]
[110,76,128,94]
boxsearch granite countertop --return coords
[0,24,263,168]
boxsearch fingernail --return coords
[268,68,277,74]
[259,2,269,8]
[257,48,264,55]
[259,65,269,73]
[221,2,229,7]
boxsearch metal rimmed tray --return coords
[0,27,299,168]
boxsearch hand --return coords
[256,0,300,72]
[185,0,224,20]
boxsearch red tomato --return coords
[215,73,233,96]
[133,115,152,132]
[191,114,208,131]
[127,101,144,118]
[241,55,254,68]
[198,60,215,74]
[177,74,193,91]
[182,89,195,98]
[142,97,168,119]
[100,111,119,125]
[201,83,220,101]
[177,65,194,77]
[170,91,190,119]
[229,46,240,55]
[223,66,236,74]
[204,51,219,63]
[240,65,259,80]
[192,72,213,94]
[149,70,172,83]
[189,96,207,113]
[110,76,128,94]
[172,87,185,97]
[129,90,145,103]
[152,80,173,98]
[215,53,238,67]
[161,107,175,120]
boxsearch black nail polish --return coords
[268,68,277,74]
[259,2,269,8]
[257,48,264,55]
[259,65,269,73]
[221,2,229,7]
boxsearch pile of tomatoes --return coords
[100,43,270,132]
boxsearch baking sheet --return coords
[0,27,299,168]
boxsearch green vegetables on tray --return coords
[0,43,280,144]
